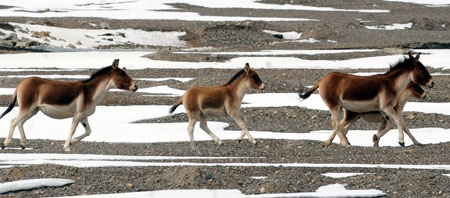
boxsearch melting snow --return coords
[0,178,74,194]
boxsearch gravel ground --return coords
[1,0,450,197]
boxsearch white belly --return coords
[202,108,227,117]
[39,104,75,119]
[341,98,379,113]
[362,112,385,123]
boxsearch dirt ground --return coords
[0,0,450,197]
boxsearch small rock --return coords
[26,20,37,25]
[260,187,266,193]
[100,22,110,29]
[407,114,415,120]
[75,41,82,45]
[50,36,57,40]
[44,37,50,42]
[66,44,76,48]
[31,31,40,38]
[44,8,50,12]
[27,40,39,47]
[39,31,50,37]
[4,33,18,40]
[205,172,213,180]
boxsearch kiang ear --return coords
[112,59,119,69]
[408,51,414,60]
[244,63,250,74]
[415,53,421,60]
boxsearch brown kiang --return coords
[299,52,433,147]
[334,82,425,147]
[170,63,265,150]
[0,59,137,151]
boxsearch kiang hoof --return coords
[21,145,26,150]
[1,144,4,150]
[372,134,378,142]
[399,142,405,147]
[238,139,243,143]
[322,142,331,147]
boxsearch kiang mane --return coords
[82,66,112,82]
[385,56,414,75]
[225,69,245,85]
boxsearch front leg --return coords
[229,110,256,144]
[382,106,406,146]
[64,113,83,152]
[71,117,91,144]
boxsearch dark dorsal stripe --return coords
[225,69,245,85]
[385,56,414,75]
[82,66,112,83]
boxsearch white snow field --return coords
[0,49,449,197]
[1,49,450,69]
[0,0,389,22]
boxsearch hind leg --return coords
[372,119,393,147]
[199,114,222,145]
[71,117,91,144]
[3,107,37,149]
[186,112,198,150]
[16,109,39,149]
[324,106,350,147]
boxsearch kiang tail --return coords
[169,97,183,114]
[298,82,319,100]
[0,90,17,119]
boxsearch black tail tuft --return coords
[298,87,312,100]
[0,96,17,119]
[169,104,179,114]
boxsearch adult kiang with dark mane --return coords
[0,59,137,151]
[299,52,433,147]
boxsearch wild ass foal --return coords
[0,59,137,151]
[330,82,426,147]
[169,63,264,150]
[299,52,433,147]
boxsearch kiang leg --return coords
[3,107,37,149]
[324,106,350,147]
[64,113,83,152]
[382,107,407,147]
[372,119,393,147]
[401,122,422,146]
[17,109,38,149]
[199,114,222,145]
[229,110,256,144]
[187,113,198,150]
[71,117,91,144]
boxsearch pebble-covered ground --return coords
[1,0,450,197]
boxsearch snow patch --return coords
[365,22,412,30]
[263,30,302,40]
[0,178,74,194]
[3,22,186,49]
[322,172,367,178]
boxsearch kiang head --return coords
[407,82,426,99]
[243,63,264,90]
[110,59,138,92]
[408,52,434,88]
